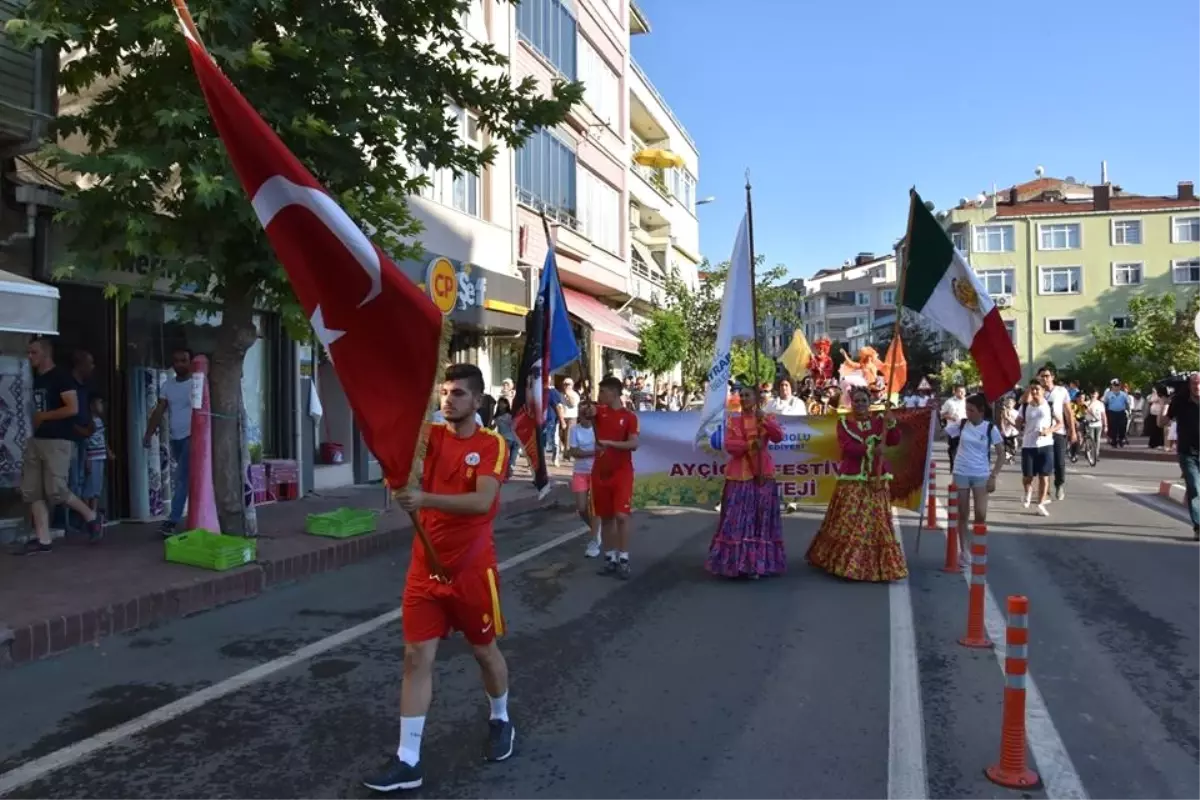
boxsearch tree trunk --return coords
[210,295,259,536]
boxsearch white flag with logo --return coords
[695,212,756,443]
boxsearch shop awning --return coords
[562,287,640,356]
[0,270,58,336]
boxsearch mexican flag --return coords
[902,191,1021,401]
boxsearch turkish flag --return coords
[175,7,441,487]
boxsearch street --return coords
[0,451,1196,799]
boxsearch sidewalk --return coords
[0,467,572,667]
[1100,436,1176,463]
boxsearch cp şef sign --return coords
[426,257,458,315]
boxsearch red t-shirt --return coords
[593,404,638,481]
[413,424,507,574]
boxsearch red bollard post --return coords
[985,596,1041,789]
[959,522,993,649]
[926,460,940,529]
[942,482,960,573]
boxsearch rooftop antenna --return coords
[1101,160,1109,185]
[1034,165,1045,178]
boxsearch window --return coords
[515,128,577,222]
[1172,215,1200,243]
[973,224,1014,253]
[517,0,577,80]
[1111,316,1133,330]
[950,231,968,253]
[1172,258,1200,284]
[1003,319,1017,344]
[489,338,521,389]
[577,167,620,255]
[880,289,896,305]
[1045,317,1078,333]
[459,0,486,40]
[1038,223,1082,250]
[1111,262,1143,286]
[855,291,871,306]
[577,36,619,128]
[1111,219,1142,246]
[670,169,696,214]
[1039,266,1082,295]
[855,314,869,327]
[976,268,1015,296]
[414,105,481,217]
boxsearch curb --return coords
[1100,446,1175,463]
[1158,481,1187,506]
[1,486,570,669]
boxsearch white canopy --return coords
[0,269,59,336]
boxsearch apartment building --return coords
[942,171,1200,377]
[513,0,700,382]
[759,278,805,361]
[802,254,899,354]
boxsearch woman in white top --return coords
[952,393,1006,565]
[568,399,602,557]
[1018,381,1061,516]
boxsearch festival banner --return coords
[632,408,935,511]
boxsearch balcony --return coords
[629,134,672,207]
[629,58,697,154]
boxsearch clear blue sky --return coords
[631,0,1200,281]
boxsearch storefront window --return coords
[489,338,521,389]
[123,298,276,520]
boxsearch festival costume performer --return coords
[594,375,640,579]
[806,386,909,582]
[808,337,834,387]
[364,364,515,793]
[705,385,787,578]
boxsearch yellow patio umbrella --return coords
[634,148,686,170]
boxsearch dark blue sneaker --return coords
[485,718,516,762]
[87,512,106,543]
[362,758,423,792]
[17,539,52,556]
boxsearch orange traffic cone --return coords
[985,595,1042,789]
[959,522,993,649]
[942,482,960,573]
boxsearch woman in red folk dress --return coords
[806,386,908,582]
[705,384,787,579]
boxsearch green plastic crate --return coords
[305,507,377,538]
[164,530,256,571]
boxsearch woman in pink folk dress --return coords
[806,386,908,582]
[704,384,786,579]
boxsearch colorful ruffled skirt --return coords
[705,479,786,578]
[806,480,908,582]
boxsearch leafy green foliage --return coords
[632,308,688,377]
[731,343,776,387]
[1063,291,1200,391]
[8,0,581,533]
[661,256,801,389]
[938,356,980,391]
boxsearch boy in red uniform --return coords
[593,375,640,579]
[363,364,514,793]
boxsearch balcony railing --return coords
[516,186,579,231]
[629,134,672,199]
[630,58,697,153]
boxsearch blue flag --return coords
[538,248,580,372]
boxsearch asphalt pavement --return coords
[0,447,1195,799]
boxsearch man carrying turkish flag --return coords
[173,4,441,490]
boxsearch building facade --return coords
[942,173,1200,377]
[802,254,898,354]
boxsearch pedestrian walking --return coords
[806,387,908,582]
[940,385,967,471]
[1018,380,1059,516]
[1160,373,1199,539]
[704,384,786,579]
[568,399,601,557]
[1102,379,1130,447]
[951,393,1005,567]
[593,376,640,579]
[364,364,515,792]
[1037,366,1074,500]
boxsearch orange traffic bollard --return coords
[985,595,1042,790]
[942,483,960,573]
[959,522,993,649]
[926,460,940,529]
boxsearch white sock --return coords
[605,550,617,562]
[489,691,509,721]
[618,550,629,561]
[397,715,425,766]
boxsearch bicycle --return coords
[1083,424,1101,467]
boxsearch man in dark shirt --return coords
[1162,372,1200,540]
[19,339,104,554]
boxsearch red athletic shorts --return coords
[592,473,633,518]
[402,564,505,646]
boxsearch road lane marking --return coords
[932,497,1089,799]
[888,513,929,800]
[0,525,592,797]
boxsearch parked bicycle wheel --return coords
[1085,432,1099,466]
